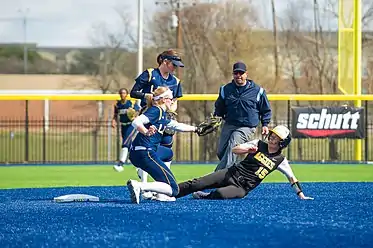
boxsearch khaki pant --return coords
[215,122,256,171]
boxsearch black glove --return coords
[164,110,178,135]
[195,115,222,136]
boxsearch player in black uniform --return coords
[176,125,313,200]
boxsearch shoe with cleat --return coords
[127,180,141,204]
[192,191,210,199]
[142,191,157,200]
[113,161,124,172]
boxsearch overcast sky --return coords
[0,0,337,47]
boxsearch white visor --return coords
[153,89,173,101]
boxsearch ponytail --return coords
[146,94,153,109]
[156,54,163,65]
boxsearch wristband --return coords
[291,181,303,195]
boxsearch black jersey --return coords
[230,140,286,190]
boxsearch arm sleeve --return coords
[131,114,150,129]
[130,70,150,99]
[277,158,296,180]
[213,86,227,117]
[238,139,260,149]
[258,90,272,126]
[166,120,196,132]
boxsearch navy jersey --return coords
[114,100,140,124]
[131,106,171,150]
[131,68,183,107]
[214,80,271,127]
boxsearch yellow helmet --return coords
[270,125,292,149]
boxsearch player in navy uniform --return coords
[130,49,184,183]
[176,125,314,200]
[112,88,140,172]
[127,86,200,204]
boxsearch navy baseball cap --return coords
[162,55,184,67]
[233,62,247,73]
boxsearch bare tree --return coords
[277,0,373,160]
[62,8,135,161]
[322,0,373,95]
[279,1,311,94]
[148,0,267,161]
[279,0,328,160]
[270,0,281,124]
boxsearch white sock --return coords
[120,147,128,163]
[138,169,148,183]
[164,161,172,169]
[139,181,173,196]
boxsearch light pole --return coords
[154,0,198,79]
[137,0,143,76]
[155,0,186,80]
[17,9,30,162]
[18,8,29,74]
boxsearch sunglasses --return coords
[233,71,245,75]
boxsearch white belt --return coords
[132,146,152,151]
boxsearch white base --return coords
[53,194,99,203]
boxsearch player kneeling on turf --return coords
[176,125,314,200]
[127,86,214,204]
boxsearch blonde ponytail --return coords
[146,94,153,109]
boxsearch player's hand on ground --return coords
[262,126,269,135]
[146,125,157,136]
[300,195,314,200]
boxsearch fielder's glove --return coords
[164,110,178,135]
[195,115,222,136]
[126,108,138,121]
[166,110,178,120]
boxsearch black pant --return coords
[176,169,248,199]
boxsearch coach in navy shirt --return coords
[214,61,272,171]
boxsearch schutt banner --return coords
[291,106,365,139]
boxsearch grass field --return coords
[2,130,373,163]
[1,164,373,189]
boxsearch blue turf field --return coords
[1,183,373,248]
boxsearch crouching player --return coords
[176,125,314,200]
[127,86,201,204]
